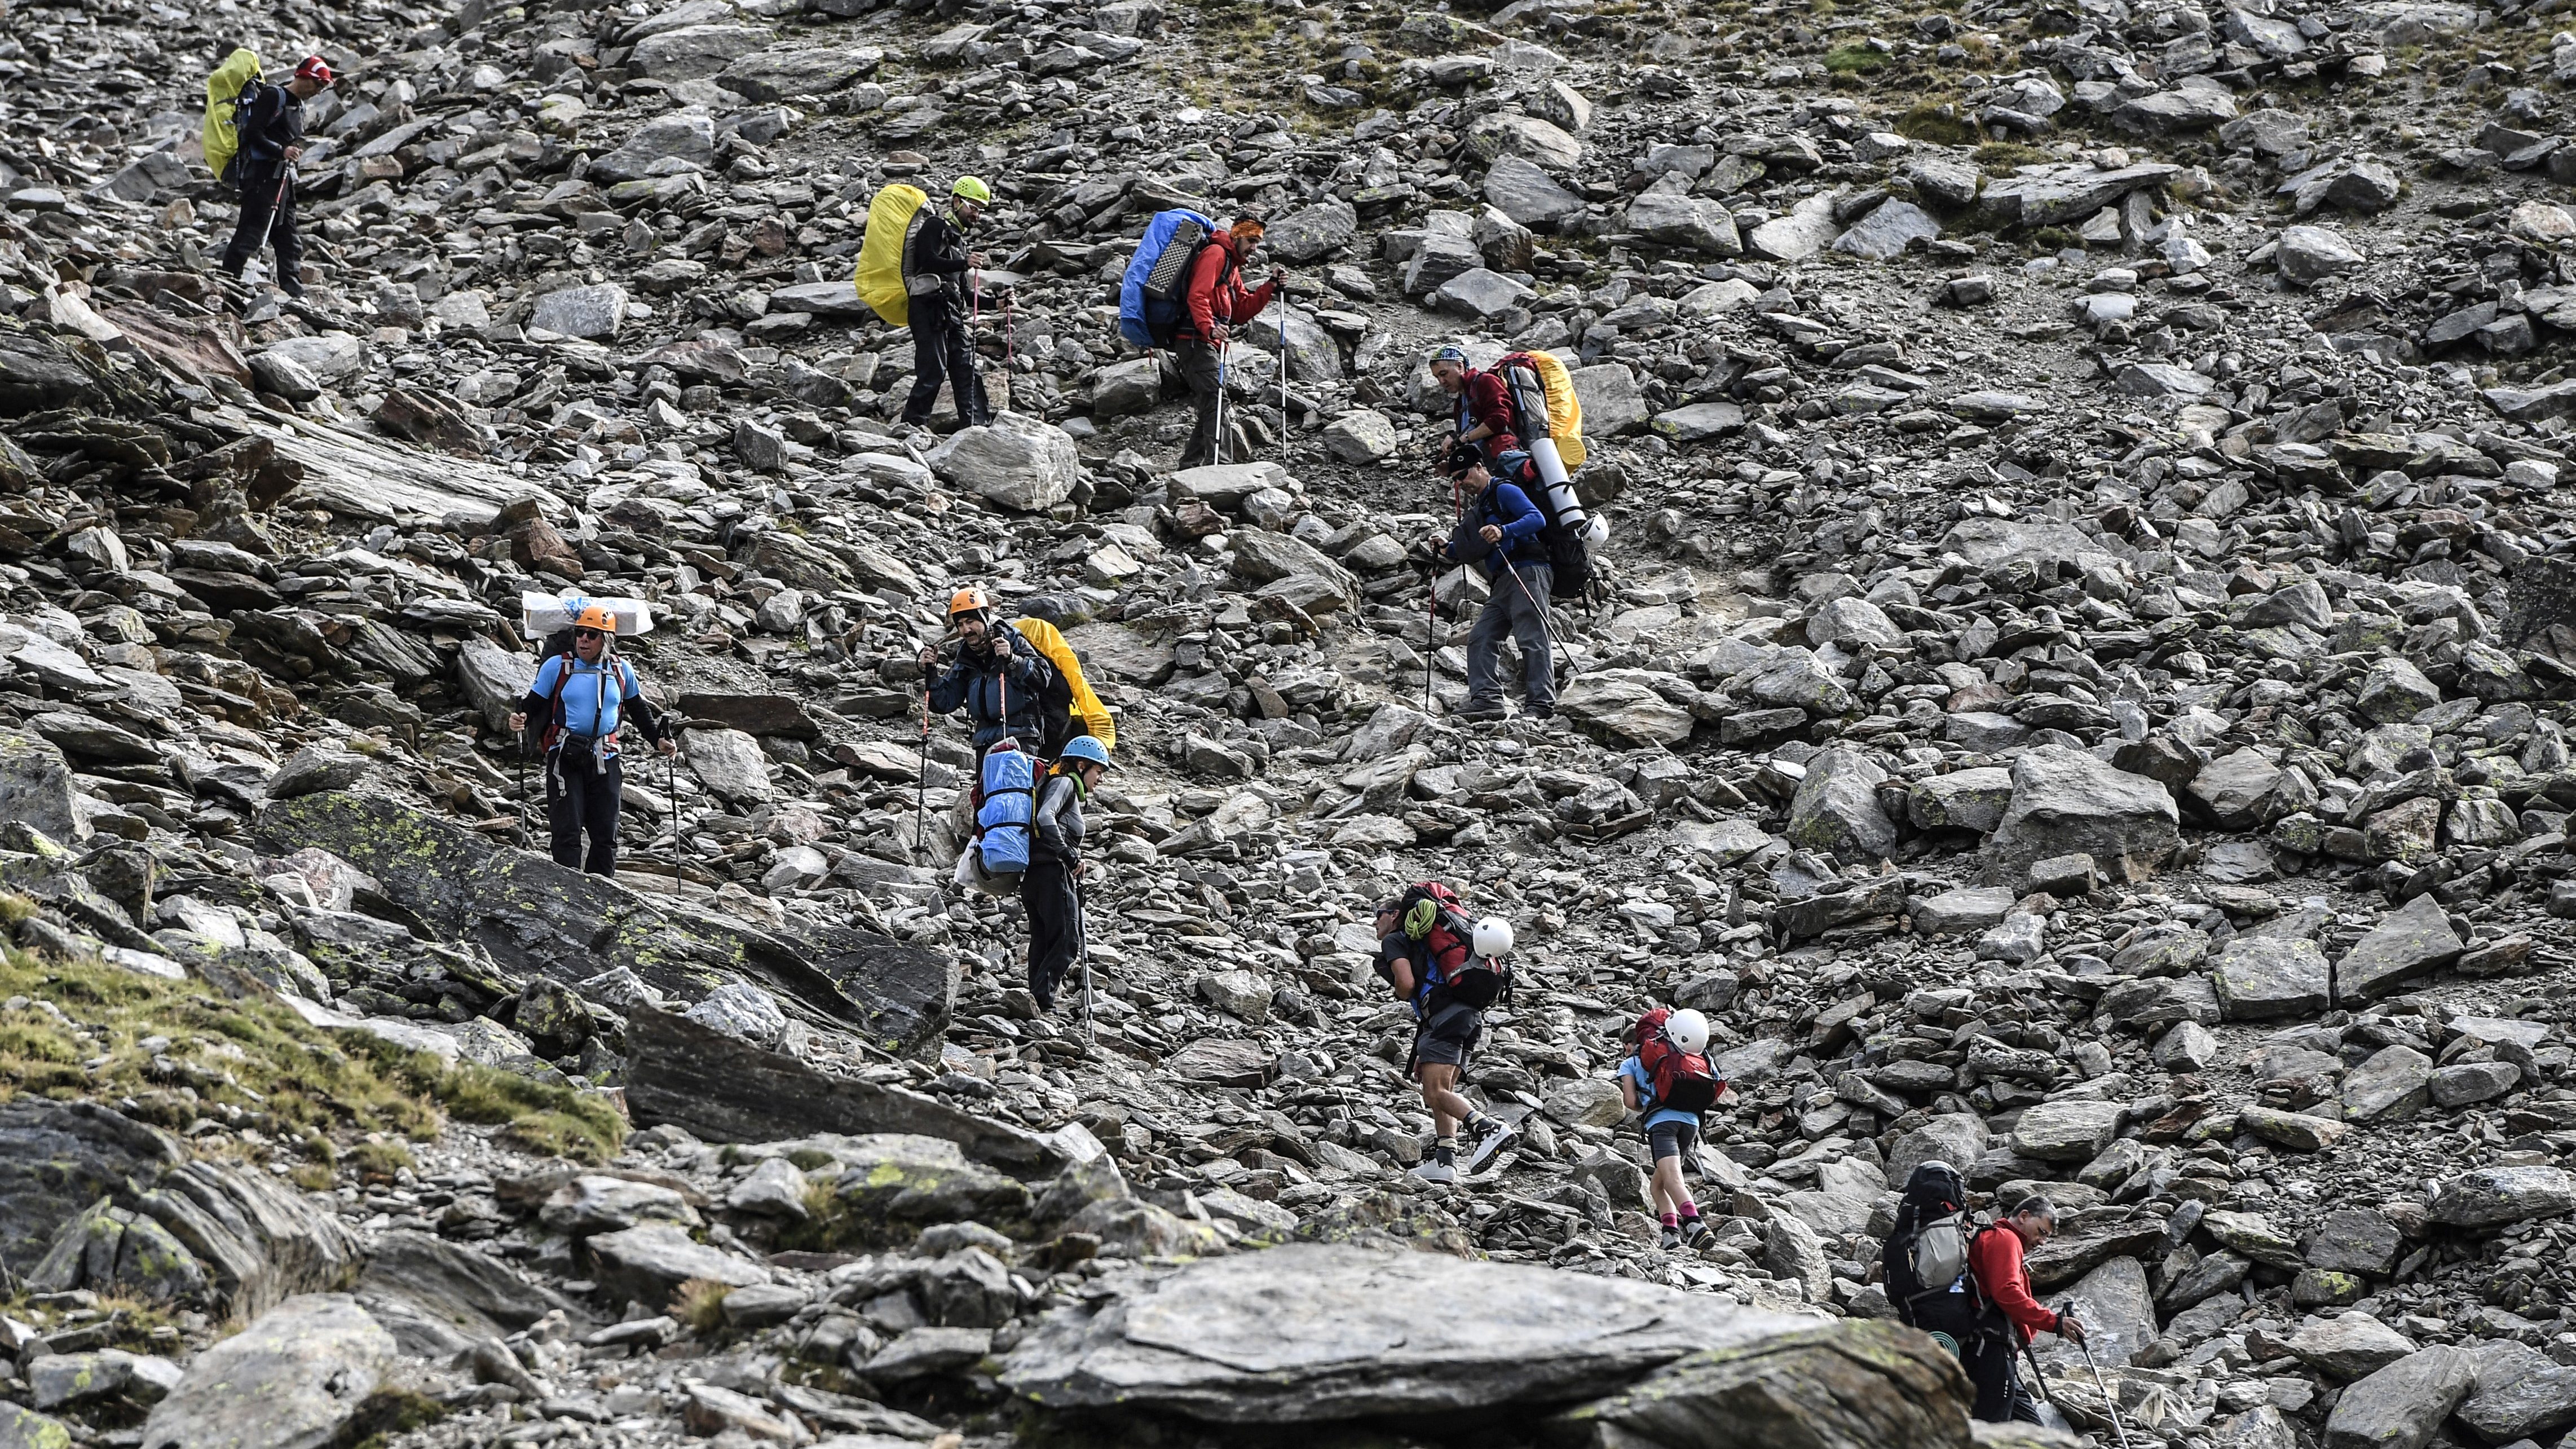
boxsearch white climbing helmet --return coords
[1663,1008,1711,1054]
[1471,917,1515,958]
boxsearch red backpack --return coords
[1400,882,1511,1011]
[1633,1007,1721,1113]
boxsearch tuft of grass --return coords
[671,1278,734,1335]
[349,1139,417,1184]
[1974,140,2052,173]
[0,952,625,1166]
[1823,43,1886,73]
[346,1388,448,1449]
[0,892,36,927]
[428,1063,626,1164]
[1894,102,1977,144]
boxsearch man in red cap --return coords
[220,55,332,301]
[1174,216,1282,468]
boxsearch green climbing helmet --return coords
[951,175,992,204]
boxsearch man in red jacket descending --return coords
[1966,1196,2087,1423]
[1174,217,1281,468]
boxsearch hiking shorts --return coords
[1413,1002,1482,1070]
[1648,1120,1700,1163]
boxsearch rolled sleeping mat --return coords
[1503,364,1609,546]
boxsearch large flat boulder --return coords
[254,792,951,1051]
[1001,1241,1966,1429]
[2335,893,2464,1001]
[1546,1319,1970,1449]
[624,1008,1064,1174]
[139,1294,396,1449]
[1983,745,2179,887]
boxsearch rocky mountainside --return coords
[5,0,2576,1442]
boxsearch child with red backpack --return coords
[1374,883,1519,1184]
[1618,1007,1724,1250]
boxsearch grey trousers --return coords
[1467,560,1555,707]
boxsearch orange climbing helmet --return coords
[947,586,991,618]
[574,604,618,635]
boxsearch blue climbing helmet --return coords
[1057,734,1113,771]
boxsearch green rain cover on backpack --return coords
[202,49,262,182]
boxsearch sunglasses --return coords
[574,628,603,640]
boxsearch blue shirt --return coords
[1444,480,1549,580]
[532,654,642,752]
[1620,1055,1704,1130]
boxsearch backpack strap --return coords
[539,652,577,751]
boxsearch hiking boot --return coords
[1658,1225,1683,1252]
[1683,1217,1714,1249]
[1454,701,1508,722]
[1524,702,1555,720]
[1411,1159,1457,1185]
[1462,1114,1518,1174]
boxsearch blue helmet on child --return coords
[1058,735,1113,770]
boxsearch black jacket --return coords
[1031,769,1087,864]
[235,82,305,175]
[928,632,1054,751]
[905,205,972,303]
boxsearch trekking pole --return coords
[1423,559,1437,718]
[668,734,683,897]
[2077,1337,2132,1449]
[2019,1336,2066,1422]
[1277,306,1290,462]
[915,668,933,861]
[1075,871,1095,1046]
[1213,340,1229,466]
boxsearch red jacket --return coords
[1180,234,1275,342]
[1969,1226,2059,1343]
[1455,368,1520,458]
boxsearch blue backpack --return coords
[976,742,1036,877]
[1118,209,1216,349]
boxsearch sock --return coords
[1660,1213,1679,1229]
[1435,1139,1456,1165]
[1679,1204,1702,1222]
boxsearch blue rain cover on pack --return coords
[976,742,1036,875]
[1118,208,1215,348]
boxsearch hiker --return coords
[1616,1007,1721,1250]
[920,587,1056,752]
[220,55,332,299]
[1965,1196,2086,1424]
[1429,345,1520,466]
[506,607,676,877]
[1427,447,1555,722]
[1374,888,1516,1184]
[1174,217,1282,468]
[900,177,994,430]
[1023,734,1109,1012]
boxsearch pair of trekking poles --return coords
[2018,1324,2131,1449]
[1203,310,1291,467]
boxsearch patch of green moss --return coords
[1894,102,1977,144]
[346,1388,449,1449]
[1823,42,1886,72]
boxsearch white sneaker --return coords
[1462,1115,1519,1174]
[1411,1159,1457,1185]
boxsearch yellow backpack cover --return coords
[855,183,930,327]
[203,49,262,180]
[1524,348,1587,470]
[1009,618,1115,752]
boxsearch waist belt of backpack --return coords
[907,272,946,296]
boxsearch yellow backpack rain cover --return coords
[203,49,262,179]
[1524,348,1587,470]
[1009,618,1114,752]
[854,183,930,327]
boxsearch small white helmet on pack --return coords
[1471,917,1515,958]
[1662,1008,1710,1054]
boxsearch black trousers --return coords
[903,294,990,426]
[221,166,303,287]
[1965,1332,2042,1424]
[1021,860,1079,1008]
[546,749,623,877]
[1176,337,1224,466]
